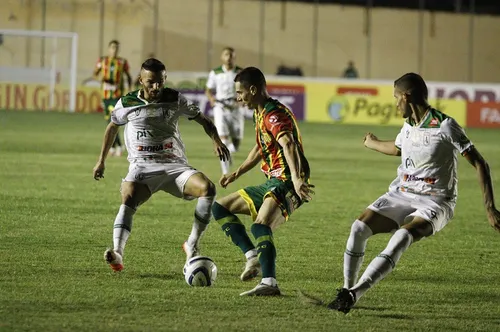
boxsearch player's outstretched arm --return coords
[93,122,119,180]
[192,113,230,162]
[363,133,401,156]
[219,144,261,188]
[278,133,314,202]
[464,147,500,232]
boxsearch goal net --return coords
[0,29,78,112]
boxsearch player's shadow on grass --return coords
[138,273,177,280]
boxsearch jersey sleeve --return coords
[206,71,216,90]
[264,110,294,141]
[395,131,402,150]
[441,118,473,154]
[110,99,128,125]
[178,93,201,120]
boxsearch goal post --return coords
[0,29,78,113]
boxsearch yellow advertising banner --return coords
[0,83,102,113]
[304,81,467,126]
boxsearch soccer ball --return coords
[184,256,218,287]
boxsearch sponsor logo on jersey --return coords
[403,174,437,184]
[262,167,284,178]
[137,142,174,152]
[405,157,416,168]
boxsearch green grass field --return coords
[1,110,500,331]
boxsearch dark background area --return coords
[268,0,500,15]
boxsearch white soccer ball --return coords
[184,256,218,287]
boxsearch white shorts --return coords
[123,162,199,200]
[367,190,456,234]
[213,104,244,139]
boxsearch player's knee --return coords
[212,201,233,220]
[198,180,216,197]
[351,219,373,240]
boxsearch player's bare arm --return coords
[192,113,230,161]
[278,132,314,202]
[93,122,119,180]
[93,64,101,80]
[363,132,401,156]
[220,144,261,188]
[464,147,500,231]
[205,88,216,107]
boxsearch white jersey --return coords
[206,65,243,101]
[390,108,473,199]
[111,89,201,164]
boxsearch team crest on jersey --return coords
[423,132,431,146]
[405,130,410,138]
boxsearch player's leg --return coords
[213,191,261,280]
[105,181,152,271]
[213,105,231,174]
[239,197,286,296]
[343,209,399,290]
[329,192,415,312]
[229,108,245,153]
[345,217,432,308]
[181,172,217,260]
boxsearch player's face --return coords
[394,88,411,118]
[221,50,235,67]
[108,43,119,58]
[139,69,166,101]
[235,81,257,109]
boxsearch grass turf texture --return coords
[1,110,499,331]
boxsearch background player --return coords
[328,73,500,313]
[92,58,230,272]
[93,40,133,157]
[205,47,244,175]
[211,67,314,296]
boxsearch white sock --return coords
[113,204,135,256]
[227,142,236,153]
[343,220,373,288]
[245,249,258,260]
[187,196,215,247]
[220,160,230,175]
[351,228,413,301]
[261,277,277,287]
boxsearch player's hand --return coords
[486,207,500,232]
[93,161,105,181]
[214,141,231,162]
[363,132,379,149]
[220,172,237,188]
[292,178,315,203]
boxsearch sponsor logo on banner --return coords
[428,83,500,102]
[0,83,102,113]
[466,102,500,128]
[304,80,467,126]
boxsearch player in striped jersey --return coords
[211,67,314,296]
[93,40,133,157]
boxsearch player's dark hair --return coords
[234,67,266,89]
[108,40,120,46]
[222,46,235,53]
[394,72,428,102]
[141,58,166,72]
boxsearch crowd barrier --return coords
[1,73,499,129]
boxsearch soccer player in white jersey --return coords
[205,47,244,175]
[92,58,230,272]
[328,72,500,313]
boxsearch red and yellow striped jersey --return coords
[254,98,310,181]
[94,56,130,99]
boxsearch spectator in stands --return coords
[343,61,359,79]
